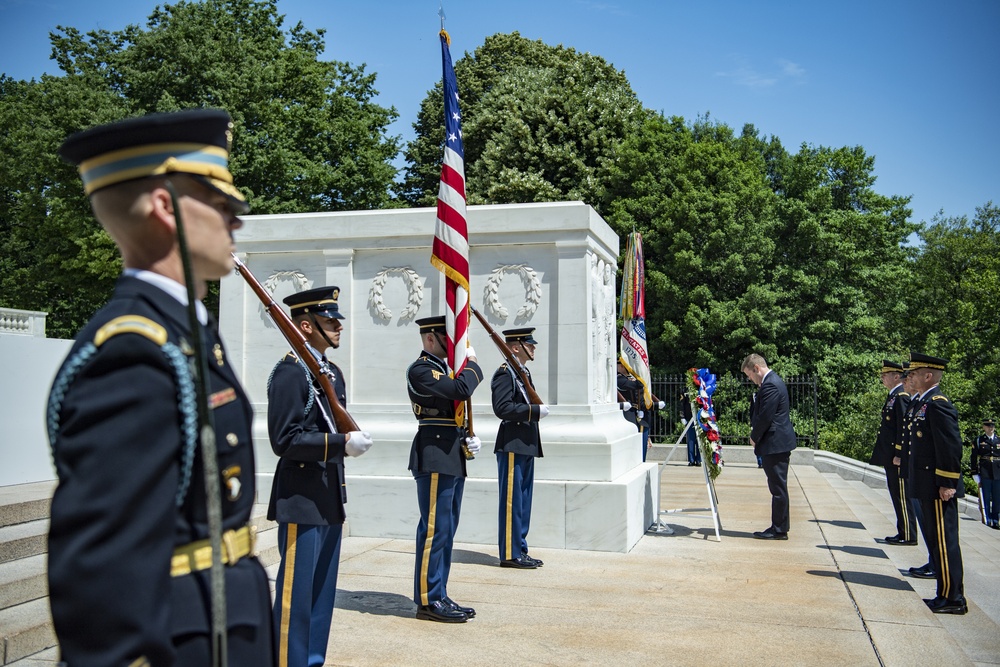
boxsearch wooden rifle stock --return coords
[231,253,360,434]
[470,307,543,405]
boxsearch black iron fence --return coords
[646,373,818,449]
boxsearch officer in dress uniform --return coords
[971,418,1000,528]
[898,363,936,579]
[905,352,968,614]
[491,328,550,569]
[870,360,916,545]
[406,316,483,623]
[267,286,373,667]
[48,109,275,666]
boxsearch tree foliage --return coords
[397,31,643,207]
[0,0,399,337]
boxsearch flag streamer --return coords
[619,232,651,408]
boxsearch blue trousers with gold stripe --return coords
[413,472,464,605]
[884,465,917,541]
[920,498,964,602]
[497,452,534,561]
[272,523,342,667]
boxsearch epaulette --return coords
[500,362,508,370]
[94,315,167,347]
[932,395,949,401]
[899,391,910,397]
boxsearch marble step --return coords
[0,483,53,531]
[0,598,56,665]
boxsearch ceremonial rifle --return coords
[232,253,360,434]
[470,306,543,405]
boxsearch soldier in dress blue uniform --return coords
[48,109,275,666]
[870,360,917,545]
[971,418,1000,528]
[491,328,550,569]
[616,361,666,462]
[406,316,483,622]
[267,286,372,667]
[905,352,968,614]
[897,363,936,580]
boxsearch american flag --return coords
[430,28,470,423]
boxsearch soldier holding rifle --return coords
[490,328,550,569]
[48,109,274,666]
[407,316,483,623]
[266,286,372,666]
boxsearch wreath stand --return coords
[648,416,723,541]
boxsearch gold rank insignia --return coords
[213,343,224,366]
[431,370,443,381]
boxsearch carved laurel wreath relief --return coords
[483,264,542,320]
[368,267,424,321]
[261,270,311,327]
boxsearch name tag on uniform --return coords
[209,387,237,409]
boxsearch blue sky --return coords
[1,0,998,227]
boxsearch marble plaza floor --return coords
[14,460,1000,666]
[307,460,1000,666]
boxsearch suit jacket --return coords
[870,385,910,466]
[406,351,483,477]
[749,371,797,456]
[267,350,348,525]
[906,386,965,500]
[971,432,1000,479]
[491,363,544,457]
[46,275,269,667]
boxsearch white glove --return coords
[637,410,644,419]
[465,436,482,455]
[345,431,373,457]
[538,404,550,419]
[619,401,632,411]
[973,474,981,485]
[657,401,666,409]
[465,345,477,359]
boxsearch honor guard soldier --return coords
[491,328,550,568]
[616,361,664,462]
[267,286,372,667]
[871,360,916,545]
[898,363,936,580]
[971,418,1000,528]
[406,316,483,622]
[905,352,968,614]
[48,110,275,665]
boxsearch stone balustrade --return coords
[0,307,47,337]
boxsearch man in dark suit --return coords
[407,316,483,623]
[267,286,373,666]
[48,109,275,665]
[906,352,967,614]
[870,360,916,545]
[741,353,797,540]
[491,328,550,569]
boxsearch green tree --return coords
[0,0,400,337]
[906,202,1000,438]
[398,31,642,208]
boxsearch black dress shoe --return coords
[522,553,543,566]
[500,555,538,569]
[884,535,918,545]
[443,597,476,618]
[908,564,936,579]
[928,597,968,615]
[416,600,468,623]
[753,528,788,540]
